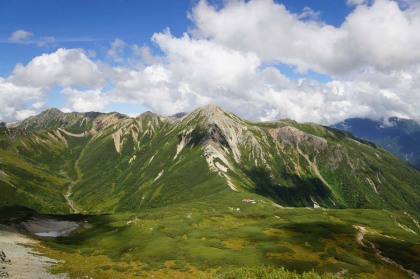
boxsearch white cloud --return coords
[108,30,261,115]
[190,0,420,74]
[36,36,57,47]
[31,101,45,109]
[131,45,162,65]
[298,7,321,21]
[341,0,420,71]
[152,30,260,89]
[0,78,45,122]
[107,39,126,62]
[15,110,36,121]
[9,29,33,42]
[61,88,109,112]
[10,48,104,88]
[108,28,419,124]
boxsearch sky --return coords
[1,0,420,124]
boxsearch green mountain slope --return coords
[1,105,419,214]
[1,105,420,278]
[331,117,420,169]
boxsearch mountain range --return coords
[1,105,419,278]
[1,105,419,214]
[331,117,420,169]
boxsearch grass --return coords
[1,202,415,279]
[1,108,420,278]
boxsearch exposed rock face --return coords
[1,105,420,214]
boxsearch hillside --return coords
[331,117,420,169]
[0,105,419,214]
[1,105,420,278]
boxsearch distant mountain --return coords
[170,112,188,119]
[331,117,420,169]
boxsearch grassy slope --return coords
[18,202,418,279]
[0,126,89,213]
[2,108,419,215]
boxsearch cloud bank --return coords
[1,0,419,124]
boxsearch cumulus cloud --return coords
[153,30,260,89]
[298,7,322,21]
[9,29,33,42]
[106,28,417,124]
[131,45,162,65]
[2,0,420,125]
[108,30,261,115]
[8,29,57,47]
[9,48,104,88]
[190,0,420,74]
[61,88,109,112]
[107,39,126,62]
[0,78,44,122]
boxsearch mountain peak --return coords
[40,108,64,116]
[189,104,228,121]
[197,104,223,113]
[140,111,159,118]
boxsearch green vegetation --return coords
[1,204,418,278]
[0,106,419,278]
[213,266,334,279]
[331,117,420,169]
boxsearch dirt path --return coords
[0,229,68,279]
[354,225,420,279]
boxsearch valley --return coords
[0,105,419,278]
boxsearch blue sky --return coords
[0,0,351,74]
[0,1,191,73]
[1,0,419,124]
